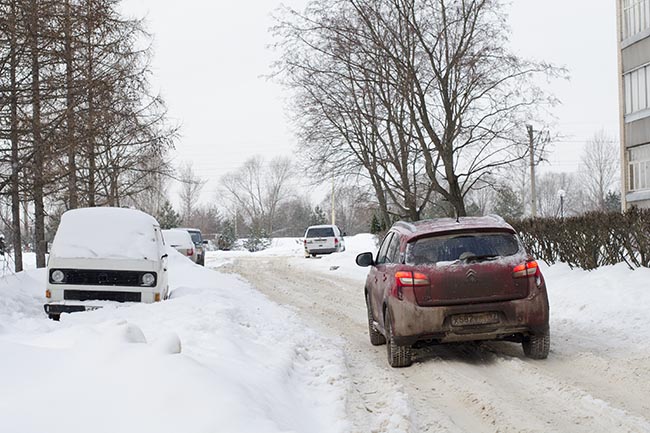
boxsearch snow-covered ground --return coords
[0,250,350,433]
[2,234,650,432]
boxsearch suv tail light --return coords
[513,261,539,278]
[187,248,194,256]
[334,238,339,245]
[393,271,429,300]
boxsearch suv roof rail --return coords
[393,221,416,232]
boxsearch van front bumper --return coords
[44,302,101,317]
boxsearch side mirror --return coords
[161,253,168,260]
[356,252,374,267]
[342,232,347,237]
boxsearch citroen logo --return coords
[466,269,478,282]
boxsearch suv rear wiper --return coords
[461,253,500,263]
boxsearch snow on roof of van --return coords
[51,207,161,260]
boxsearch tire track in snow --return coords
[222,257,650,433]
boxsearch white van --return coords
[44,207,169,320]
[303,224,345,258]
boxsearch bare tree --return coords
[221,156,294,234]
[178,162,206,226]
[0,0,176,269]
[275,0,563,218]
[579,130,619,211]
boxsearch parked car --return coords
[44,207,169,320]
[176,228,207,266]
[303,224,345,258]
[162,229,197,263]
[356,216,550,367]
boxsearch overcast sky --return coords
[120,0,619,203]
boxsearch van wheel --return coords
[385,309,412,368]
[48,314,60,321]
[311,253,317,258]
[366,293,385,346]
[522,330,550,359]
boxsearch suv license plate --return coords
[451,312,499,327]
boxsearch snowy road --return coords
[222,256,650,433]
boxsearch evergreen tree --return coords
[218,219,236,250]
[492,185,524,220]
[604,191,621,212]
[156,200,182,229]
[370,214,382,234]
[243,227,271,252]
[310,206,327,225]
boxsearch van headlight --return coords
[142,273,156,286]
[51,270,65,283]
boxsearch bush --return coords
[243,228,271,252]
[510,208,650,270]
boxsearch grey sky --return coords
[120,0,619,202]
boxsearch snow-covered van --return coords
[44,207,169,320]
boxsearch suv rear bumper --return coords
[306,247,337,254]
[387,289,549,346]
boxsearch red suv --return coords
[356,216,550,367]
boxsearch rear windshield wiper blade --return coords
[462,254,500,262]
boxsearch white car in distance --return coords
[162,229,197,263]
[303,224,346,258]
[44,207,169,320]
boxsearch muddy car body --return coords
[357,216,550,367]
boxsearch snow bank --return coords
[50,207,161,260]
[541,261,650,354]
[0,248,350,433]
[208,234,377,281]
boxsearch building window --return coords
[623,0,650,40]
[629,144,650,191]
[623,65,650,118]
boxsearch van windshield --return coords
[406,232,520,264]
[306,227,335,238]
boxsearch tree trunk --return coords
[29,0,46,268]
[86,0,96,207]
[9,0,23,272]
[65,0,78,209]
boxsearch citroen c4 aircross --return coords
[356,216,550,367]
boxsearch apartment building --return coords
[618,0,650,208]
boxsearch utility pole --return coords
[527,124,537,218]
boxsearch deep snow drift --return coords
[0,250,349,433]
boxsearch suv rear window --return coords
[306,227,335,238]
[187,231,202,244]
[406,232,520,265]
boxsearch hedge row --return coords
[510,208,650,270]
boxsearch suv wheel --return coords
[522,330,550,359]
[385,309,412,368]
[366,294,386,346]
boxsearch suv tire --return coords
[385,309,412,367]
[366,294,386,346]
[522,331,550,359]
